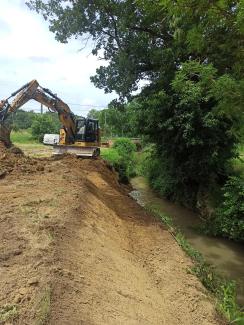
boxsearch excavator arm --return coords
[0,80,76,144]
[0,80,100,157]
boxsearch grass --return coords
[10,129,52,157]
[0,304,18,322]
[146,204,244,325]
[35,287,51,325]
[10,129,37,144]
[101,147,120,163]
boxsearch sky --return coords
[0,0,116,116]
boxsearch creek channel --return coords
[130,176,244,306]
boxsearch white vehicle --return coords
[43,134,60,145]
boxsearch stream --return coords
[130,176,244,306]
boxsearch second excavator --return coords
[0,80,100,157]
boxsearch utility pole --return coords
[104,111,107,138]
[41,104,43,114]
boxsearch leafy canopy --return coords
[27,0,244,209]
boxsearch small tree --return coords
[31,114,59,142]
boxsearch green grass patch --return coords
[0,304,18,322]
[35,287,51,325]
[101,139,136,183]
[101,148,120,162]
[146,204,244,324]
[11,129,37,144]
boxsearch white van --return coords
[43,134,60,145]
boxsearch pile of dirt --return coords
[0,143,48,178]
[0,155,225,325]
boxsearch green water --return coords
[131,176,244,306]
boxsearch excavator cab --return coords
[75,118,99,143]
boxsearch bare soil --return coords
[0,147,224,324]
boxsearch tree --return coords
[28,0,244,207]
[27,0,243,94]
[31,114,60,142]
[12,109,36,131]
[87,106,137,138]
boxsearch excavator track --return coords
[53,145,100,158]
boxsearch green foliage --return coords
[35,287,51,325]
[112,138,136,155]
[129,61,241,206]
[101,148,120,166]
[134,145,154,176]
[28,0,244,229]
[12,109,36,131]
[88,106,137,138]
[101,138,136,183]
[31,114,60,142]
[11,129,37,144]
[147,205,244,324]
[112,138,137,181]
[0,304,18,322]
[203,177,244,241]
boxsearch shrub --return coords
[102,139,136,183]
[203,177,244,242]
[112,138,136,156]
[31,114,59,142]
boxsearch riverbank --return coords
[131,176,244,307]
[0,148,223,324]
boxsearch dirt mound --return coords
[0,156,224,325]
[0,143,48,178]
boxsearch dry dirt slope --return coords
[0,149,224,325]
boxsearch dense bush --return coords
[102,138,136,183]
[112,138,136,182]
[128,61,241,207]
[112,138,136,156]
[31,114,59,142]
[12,110,36,131]
[203,177,244,242]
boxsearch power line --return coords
[66,103,108,108]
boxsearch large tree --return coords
[27,0,244,206]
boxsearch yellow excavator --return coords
[0,80,101,157]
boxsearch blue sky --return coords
[0,0,115,116]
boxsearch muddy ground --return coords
[0,146,224,325]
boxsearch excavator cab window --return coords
[75,118,99,142]
[85,119,98,142]
[76,118,86,141]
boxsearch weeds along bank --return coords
[101,138,137,183]
[102,139,243,243]
[134,145,244,243]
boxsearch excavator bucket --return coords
[52,145,100,158]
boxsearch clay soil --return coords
[0,147,224,325]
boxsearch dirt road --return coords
[0,147,224,324]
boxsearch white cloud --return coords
[0,0,115,116]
